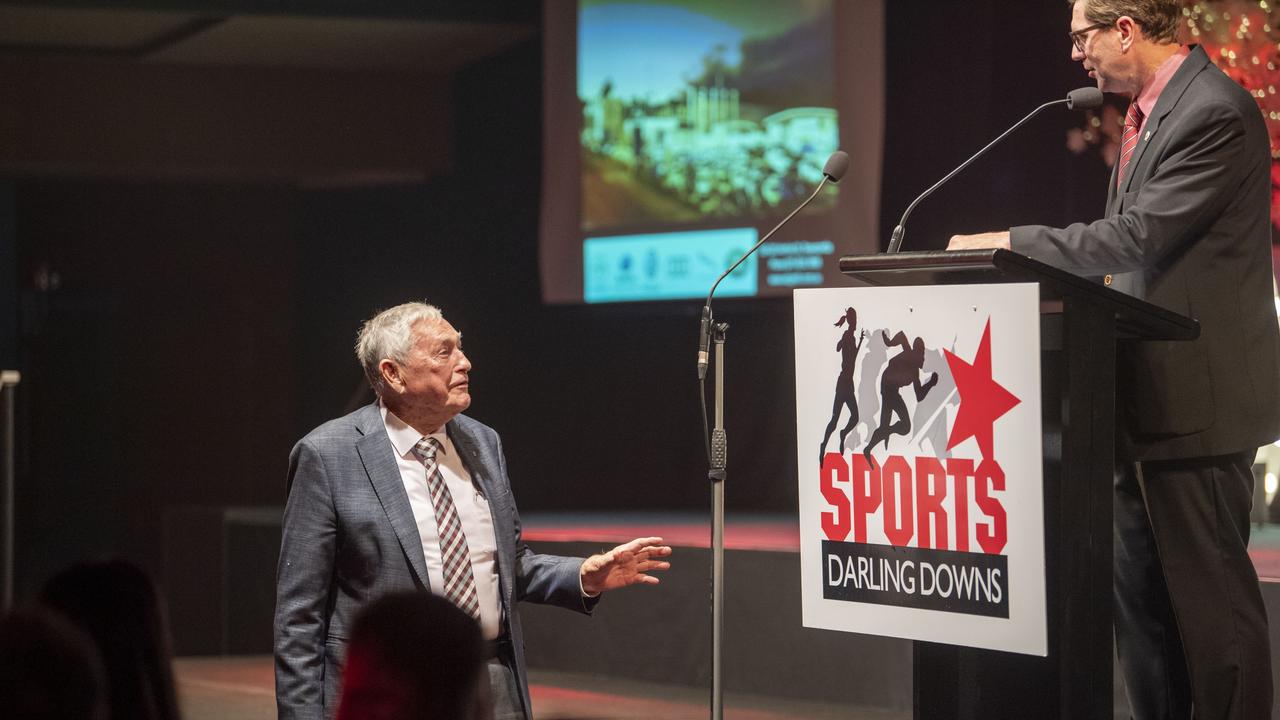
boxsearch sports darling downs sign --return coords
[794,284,1046,656]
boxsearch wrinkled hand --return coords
[947,231,1011,251]
[580,536,672,595]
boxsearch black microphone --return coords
[822,150,850,184]
[1067,86,1104,110]
[696,150,848,379]
[885,88,1102,253]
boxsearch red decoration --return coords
[942,319,1021,461]
[1188,0,1280,233]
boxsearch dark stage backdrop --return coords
[13,180,300,596]
[6,1,1107,599]
[298,0,1104,518]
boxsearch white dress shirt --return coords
[381,405,503,640]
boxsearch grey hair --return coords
[355,302,443,395]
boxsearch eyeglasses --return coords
[1069,21,1112,53]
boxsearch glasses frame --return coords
[1069,21,1112,53]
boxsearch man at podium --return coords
[949,1,1280,718]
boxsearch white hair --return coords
[355,302,443,396]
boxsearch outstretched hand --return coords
[580,536,673,595]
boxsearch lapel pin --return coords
[1144,131,1151,141]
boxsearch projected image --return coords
[579,0,837,232]
[540,0,881,304]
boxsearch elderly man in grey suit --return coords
[950,1,1280,717]
[275,302,673,720]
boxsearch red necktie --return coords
[1117,102,1144,188]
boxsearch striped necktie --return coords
[1117,102,1144,188]
[411,437,481,620]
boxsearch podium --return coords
[837,249,1197,719]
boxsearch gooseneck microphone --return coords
[696,150,849,379]
[885,87,1104,254]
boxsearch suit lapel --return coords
[1119,46,1211,200]
[1106,155,1121,214]
[447,420,500,501]
[354,405,431,588]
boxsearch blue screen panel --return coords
[584,228,759,303]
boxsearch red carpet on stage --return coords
[522,513,799,552]
[523,512,1280,582]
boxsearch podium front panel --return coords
[794,284,1046,656]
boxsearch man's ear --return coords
[1115,16,1139,49]
[379,359,403,393]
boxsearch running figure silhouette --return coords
[863,330,938,466]
[819,307,867,463]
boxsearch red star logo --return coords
[942,318,1020,460]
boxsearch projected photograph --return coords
[540,0,881,304]
[578,0,837,232]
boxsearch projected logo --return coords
[794,285,1046,655]
[578,0,838,231]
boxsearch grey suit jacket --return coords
[274,404,595,720]
[1010,45,1280,461]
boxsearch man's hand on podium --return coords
[947,231,1011,251]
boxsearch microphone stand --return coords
[708,321,726,720]
[0,370,19,610]
[698,165,841,720]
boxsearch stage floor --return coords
[179,514,1280,719]
[174,656,901,720]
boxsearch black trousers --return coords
[1114,450,1272,719]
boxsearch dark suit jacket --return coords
[1010,45,1280,461]
[274,404,595,720]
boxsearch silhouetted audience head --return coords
[336,590,492,720]
[39,559,180,720]
[0,607,107,720]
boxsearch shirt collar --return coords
[1135,45,1191,118]
[379,401,449,458]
